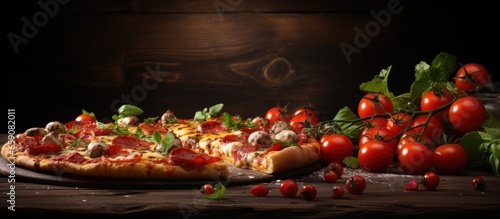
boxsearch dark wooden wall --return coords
[3,0,498,133]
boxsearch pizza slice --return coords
[1,107,229,180]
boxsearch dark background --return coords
[2,0,498,133]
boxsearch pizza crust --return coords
[1,142,229,180]
[261,138,321,174]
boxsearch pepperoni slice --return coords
[111,135,153,149]
[231,142,260,164]
[222,134,246,143]
[52,152,87,164]
[197,120,228,134]
[26,142,61,155]
[169,147,221,166]
[139,122,167,135]
[64,120,97,130]
[73,128,96,141]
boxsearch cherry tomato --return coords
[329,185,345,199]
[406,180,420,191]
[449,96,487,133]
[420,171,440,190]
[299,184,317,201]
[326,162,344,178]
[249,184,269,197]
[320,134,354,164]
[386,112,412,135]
[323,171,338,183]
[397,130,435,153]
[265,106,291,123]
[432,143,468,175]
[398,142,433,175]
[410,114,444,143]
[75,113,96,123]
[359,126,398,155]
[280,179,298,197]
[358,92,394,119]
[293,107,319,123]
[345,175,366,195]
[200,183,215,195]
[420,88,454,122]
[289,114,318,132]
[472,176,486,191]
[455,63,491,91]
[358,139,394,173]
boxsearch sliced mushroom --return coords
[251,116,269,127]
[160,110,177,124]
[41,131,63,146]
[270,121,293,134]
[274,130,297,143]
[116,115,140,127]
[86,140,109,158]
[247,131,273,148]
[24,127,47,137]
[45,121,66,134]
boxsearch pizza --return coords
[1,104,321,181]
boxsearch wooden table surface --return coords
[1,136,500,218]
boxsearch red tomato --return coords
[265,106,291,123]
[358,93,394,118]
[320,134,354,164]
[280,179,298,197]
[360,117,388,137]
[345,175,366,195]
[448,96,487,133]
[398,142,433,175]
[358,140,394,173]
[249,184,269,197]
[420,171,440,190]
[75,113,96,123]
[293,107,319,123]
[289,114,318,132]
[323,171,338,183]
[410,114,444,143]
[299,184,317,201]
[200,184,215,195]
[397,130,435,153]
[406,180,419,191]
[359,126,398,155]
[432,143,468,175]
[455,63,491,91]
[329,185,345,199]
[420,88,454,122]
[386,112,412,135]
[326,162,344,178]
[472,176,486,191]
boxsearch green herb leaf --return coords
[118,104,144,117]
[162,132,175,153]
[272,139,300,147]
[220,112,255,130]
[134,126,145,139]
[359,66,394,98]
[203,182,226,200]
[143,117,159,124]
[194,103,224,121]
[459,131,500,176]
[343,156,359,169]
[333,106,363,139]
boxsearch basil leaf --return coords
[162,132,175,153]
[118,104,144,117]
[203,182,226,200]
